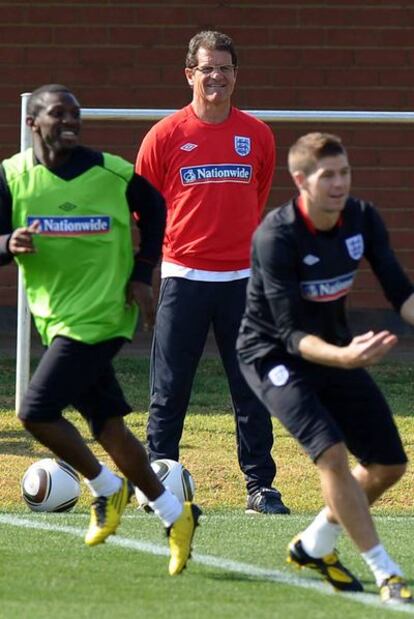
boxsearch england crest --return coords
[234,135,251,156]
[345,234,364,260]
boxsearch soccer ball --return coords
[135,459,195,509]
[21,458,81,512]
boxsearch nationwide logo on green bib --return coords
[27,215,111,236]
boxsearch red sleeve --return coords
[135,125,166,193]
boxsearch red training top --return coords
[136,104,276,271]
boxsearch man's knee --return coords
[96,416,127,447]
[316,443,349,475]
[364,462,407,488]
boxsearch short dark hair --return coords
[288,132,347,176]
[185,30,237,68]
[27,84,73,118]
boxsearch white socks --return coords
[300,510,342,558]
[149,489,183,527]
[300,511,404,586]
[85,464,122,497]
[361,544,403,586]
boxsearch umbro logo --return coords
[180,143,198,152]
[58,202,77,212]
[303,254,320,266]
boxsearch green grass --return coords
[1,511,414,618]
[1,357,414,617]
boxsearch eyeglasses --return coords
[192,64,236,76]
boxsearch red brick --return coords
[51,65,109,86]
[368,189,414,208]
[27,46,79,66]
[300,48,354,67]
[109,26,164,46]
[378,149,414,167]
[1,5,27,23]
[0,47,25,64]
[326,29,382,47]
[222,6,298,27]
[154,26,207,47]
[379,69,414,87]
[351,89,407,109]
[238,47,302,68]
[28,2,138,25]
[325,69,379,88]
[300,7,410,28]
[271,67,325,87]
[78,47,134,66]
[219,27,272,47]
[0,66,56,86]
[236,88,297,109]
[269,28,326,47]
[108,66,162,86]
[135,47,184,67]
[53,26,108,45]
[355,49,408,67]
[0,25,53,44]
[381,211,414,228]
[134,6,192,26]
[383,30,414,47]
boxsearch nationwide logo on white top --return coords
[180,143,198,152]
[303,254,320,266]
[180,164,252,185]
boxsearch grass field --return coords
[1,357,414,617]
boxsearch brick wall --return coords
[1,1,414,314]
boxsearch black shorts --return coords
[239,353,407,466]
[19,336,132,437]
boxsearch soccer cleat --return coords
[380,576,413,604]
[287,535,363,592]
[246,488,290,515]
[85,477,132,546]
[166,502,202,576]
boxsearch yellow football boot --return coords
[167,502,202,575]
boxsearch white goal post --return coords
[15,93,414,411]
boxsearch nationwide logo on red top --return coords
[27,215,111,236]
[180,164,252,185]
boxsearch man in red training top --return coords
[136,30,289,515]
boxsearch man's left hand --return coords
[127,281,155,331]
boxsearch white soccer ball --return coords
[21,458,81,512]
[135,458,195,509]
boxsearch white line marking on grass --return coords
[1,514,413,615]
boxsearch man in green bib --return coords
[0,84,201,575]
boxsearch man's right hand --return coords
[8,220,40,255]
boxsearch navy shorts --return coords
[19,336,132,437]
[239,353,407,466]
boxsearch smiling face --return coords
[27,90,81,157]
[185,47,237,112]
[294,154,352,228]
